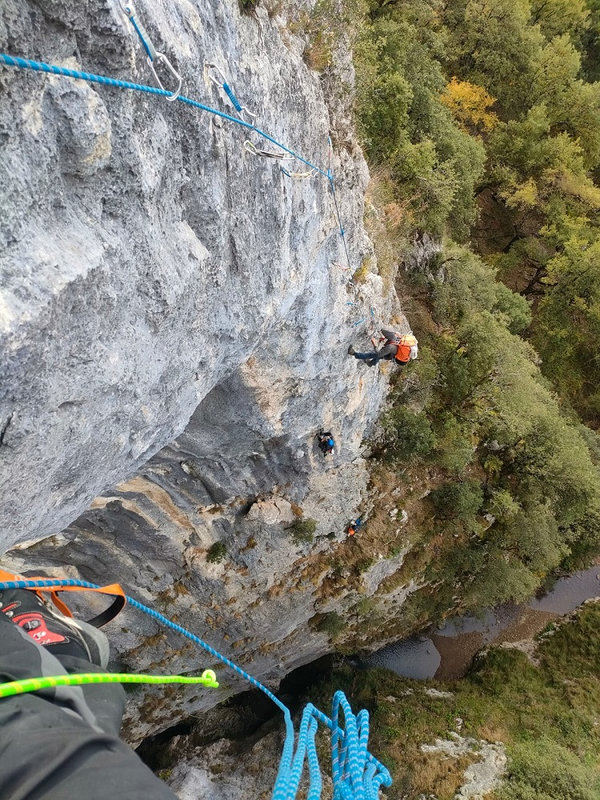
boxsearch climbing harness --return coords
[0,671,218,698]
[0,577,392,799]
[119,1,182,101]
[205,62,255,123]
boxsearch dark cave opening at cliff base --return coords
[136,654,336,773]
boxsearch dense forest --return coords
[347,0,600,615]
[306,5,600,797]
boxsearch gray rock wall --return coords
[0,0,414,742]
[1,0,388,544]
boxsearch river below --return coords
[363,564,600,680]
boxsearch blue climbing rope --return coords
[120,1,182,100]
[328,136,352,273]
[0,53,355,271]
[0,579,391,799]
[0,54,328,179]
[204,62,255,122]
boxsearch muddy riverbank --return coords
[364,564,600,680]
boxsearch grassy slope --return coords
[312,602,600,799]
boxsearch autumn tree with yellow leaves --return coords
[440,77,498,133]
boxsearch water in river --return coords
[363,565,600,680]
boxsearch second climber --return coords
[348,328,418,368]
[316,430,336,456]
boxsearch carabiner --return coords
[120,1,182,101]
[204,62,255,123]
[148,52,182,102]
[244,140,293,160]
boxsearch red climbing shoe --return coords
[0,587,109,666]
[0,571,109,667]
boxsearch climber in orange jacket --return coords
[348,329,418,367]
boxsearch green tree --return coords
[535,237,600,422]
[354,4,485,238]
[444,0,543,114]
[530,0,590,41]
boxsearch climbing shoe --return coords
[347,345,355,355]
[0,587,109,668]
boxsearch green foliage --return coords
[379,241,600,606]
[353,2,485,239]
[433,412,475,473]
[445,0,544,115]
[487,488,520,521]
[431,246,531,331]
[355,67,412,162]
[314,612,346,639]
[491,501,568,573]
[437,0,600,423]
[534,238,600,424]
[497,738,599,800]
[346,15,600,791]
[582,0,600,80]
[287,517,317,544]
[381,406,436,462]
[354,0,600,424]
[207,541,227,563]
[353,596,378,616]
[540,600,600,679]
[531,0,590,41]
[493,282,532,333]
[354,0,600,608]
[430,480,483,520]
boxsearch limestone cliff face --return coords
[0,0,409,741]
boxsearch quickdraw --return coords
[120,1,182,100]
[205,62,255,123]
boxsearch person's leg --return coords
[0,593,177,800]
[352,351,379,366]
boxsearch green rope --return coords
[0,669,218,698]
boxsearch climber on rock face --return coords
[348,329,418,368]
[316,430,335,456]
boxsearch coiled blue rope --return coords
[0,579,391,799]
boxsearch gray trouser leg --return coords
[353,351,379,366]
[0,614,177,800]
